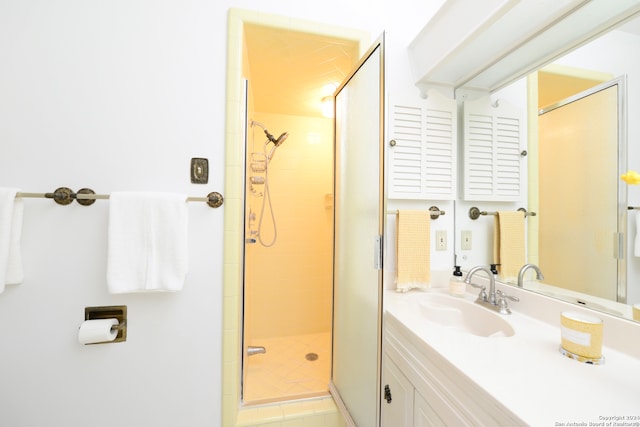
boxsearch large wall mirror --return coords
[454,13,640,321]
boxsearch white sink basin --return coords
[418,294,515,337]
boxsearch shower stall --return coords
[242,113,334,404]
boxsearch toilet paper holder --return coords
[84,305,127,343]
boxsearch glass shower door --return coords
[330,36,385,427]
[538,77,626,301]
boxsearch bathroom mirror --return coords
[454,13,640,321]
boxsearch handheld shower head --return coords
[273,132,289,147]
[251,120,289,147]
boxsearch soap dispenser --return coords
[490,263,499,277]
[449,265,465,297]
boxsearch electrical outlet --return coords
[461,230,472,250]
[435,230,447,251]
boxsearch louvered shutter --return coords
[463,97,523,201]
[388,90,457,200]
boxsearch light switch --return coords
[461,230,472,250]
[436,230,447,251]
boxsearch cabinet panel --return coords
[414,390,447,427]
[389,90,457,200]
[381,355,414,427]
[463,96,524,201]
[384,314,527,426]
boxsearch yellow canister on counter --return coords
[633,304,640,322]
[560,311,604,360]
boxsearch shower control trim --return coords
[190,158,209,184]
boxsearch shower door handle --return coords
[374,235,382,270]
[247,346,266,356]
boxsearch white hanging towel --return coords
[0,188,24,292]
[107,192,189,293]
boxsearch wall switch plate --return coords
[191,158,209,184]
[461,230,472,250]
[435,230,447,251]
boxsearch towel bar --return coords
[16,187,224,208]
[387,206,445,220]
[469,206,536,220]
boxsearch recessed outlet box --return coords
[436,230,447,251]
[461,230,472,250]
[85,305,127,343]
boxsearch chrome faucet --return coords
[517,263,544,288]
[464,265,496,304]
[464,265,519,314]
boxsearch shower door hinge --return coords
[374,235,383,270]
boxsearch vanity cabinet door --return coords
[381,355,414,427]
[414,390,447,427]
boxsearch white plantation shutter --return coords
[390,104,422,196]
[463,97,523,201]
[388,90,456,200]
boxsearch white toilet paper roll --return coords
[78,318,119,344]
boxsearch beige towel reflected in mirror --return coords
[396,210,431,292]
[493,211,525,281]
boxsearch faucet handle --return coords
[495,289,519,314]
[496,289,519,302]
[468,282,487,302]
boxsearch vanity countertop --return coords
[384,288,640,426]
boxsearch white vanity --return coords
[381,284,640,426]
[382,2,640,423]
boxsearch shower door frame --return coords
[223,8,371,424]
[536,76,627,302]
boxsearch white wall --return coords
[0,2,225,426]
[0,1,443,426]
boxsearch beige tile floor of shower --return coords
[244,332,331,404]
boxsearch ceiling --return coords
[244,24,360,118]
[618,13,640,35]
[243,13,640,119]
